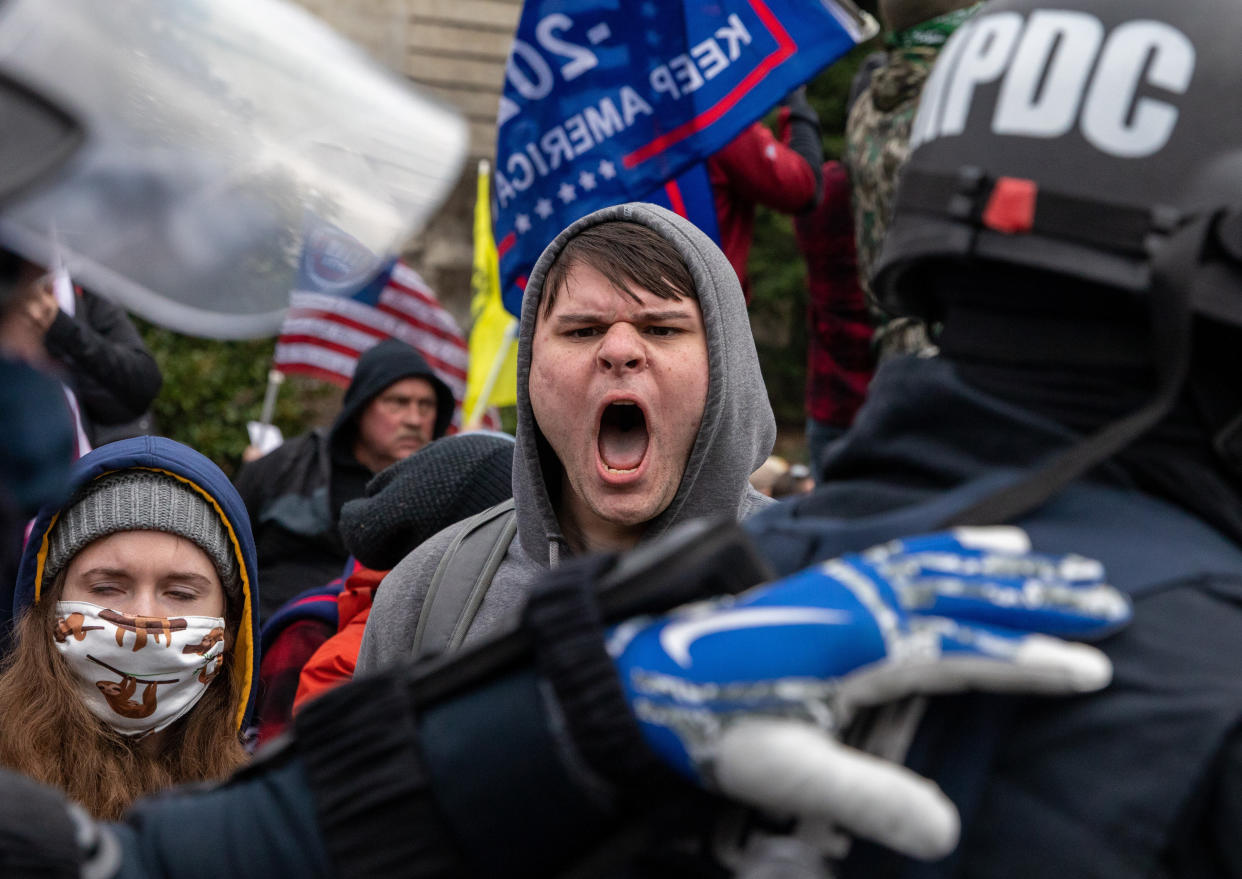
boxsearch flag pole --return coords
[464,319,517,430]
[259,368,285,427]
[244,367,286,461]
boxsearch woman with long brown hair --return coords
[0,436,259,819]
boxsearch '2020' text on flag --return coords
[274,221,494,430]
[493,0,873,315]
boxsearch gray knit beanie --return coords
[44,470,241,598]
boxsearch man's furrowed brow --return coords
[637,309,697,322]
[554,312,606,325]
[554,309,695,324]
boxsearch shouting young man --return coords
[358,203,776,669]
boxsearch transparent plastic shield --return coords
[0,0,467,338]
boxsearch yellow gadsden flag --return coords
[464,159,518,426]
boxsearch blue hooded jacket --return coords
[12,436,261,733]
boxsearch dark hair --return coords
[541,221,696,317]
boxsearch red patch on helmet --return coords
[983,177,1038,235]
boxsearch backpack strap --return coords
[412,499,518,661]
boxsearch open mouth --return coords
[598,401,649,473]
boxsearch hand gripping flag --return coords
[274,219,488,429]
[493,0,875,315]
[465,160,519,427]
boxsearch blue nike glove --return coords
[607,527,1130,860]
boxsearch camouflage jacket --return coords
[844,47,939,359]
[844,5,980,360]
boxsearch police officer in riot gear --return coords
[753,0,1242,875]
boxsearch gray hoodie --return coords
[357,202,775,672]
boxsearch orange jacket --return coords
[292,565,387,713]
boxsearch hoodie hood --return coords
[14,436,260,732]
[328,338,455,458]
[514,202,775,564]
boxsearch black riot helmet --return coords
[872,0,1242,525]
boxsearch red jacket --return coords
[707,118,818,302]
[795,161,875,428]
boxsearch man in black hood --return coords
[235,338,454,621]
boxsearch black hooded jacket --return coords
[44,289,163,445]
[234,340,453,621]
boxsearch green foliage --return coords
[137,320,339,477]
[498,406,518,434]
[748,210,807,427]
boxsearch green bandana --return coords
[887,3,983,50]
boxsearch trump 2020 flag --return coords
[274,219,485,429]
[493,0,874,314]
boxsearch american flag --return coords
[274,256,496,430]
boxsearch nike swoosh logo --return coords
[660,607,852,668]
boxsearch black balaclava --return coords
[932,262,1242,544]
